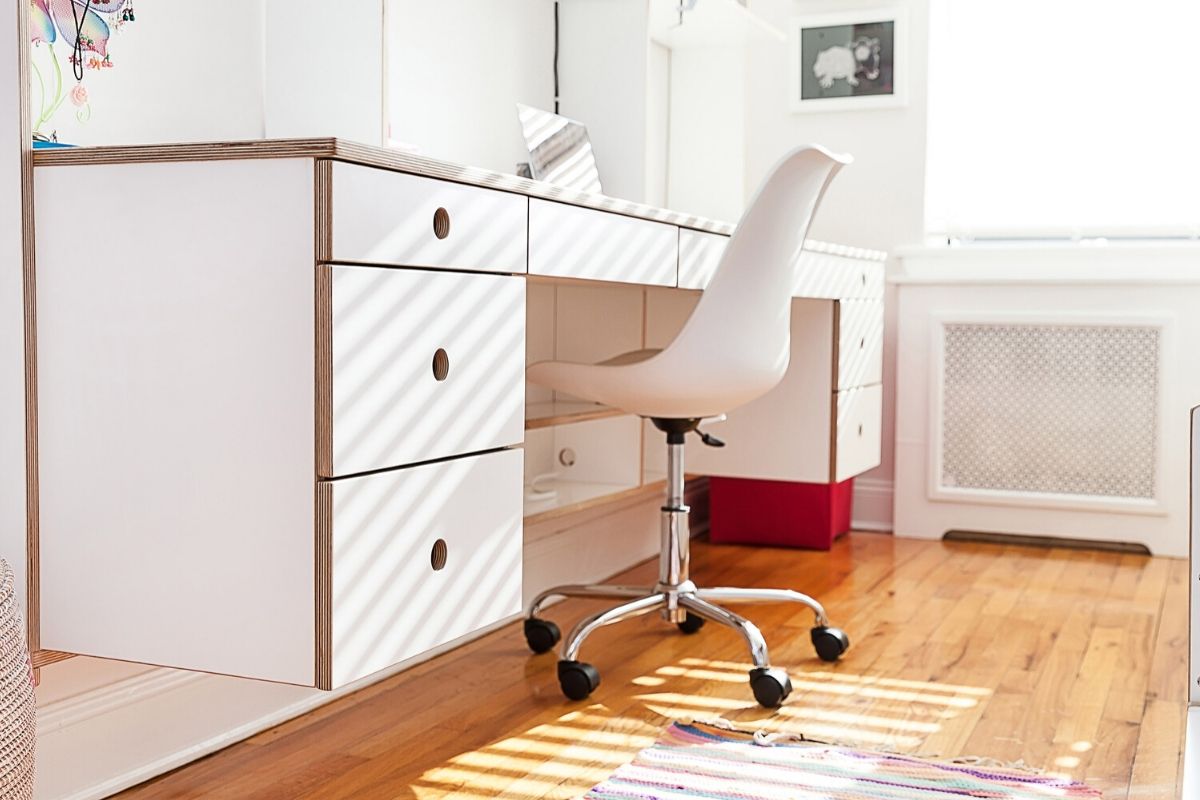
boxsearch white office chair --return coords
[523,145,852,708]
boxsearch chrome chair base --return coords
[523,426,850,708]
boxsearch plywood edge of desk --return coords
[31,139,731,235]
[29,138,889,261]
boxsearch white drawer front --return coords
[678,229,727,290]
[326,265,525,476]
[795,252,885,300]
[529,198,678,286]
[678,240,885,300]
[330,448,523,687]
[834,384,883,482]
[330,162,527,273]
[836,300,884,390]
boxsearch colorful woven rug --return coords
[583,721,1101,799]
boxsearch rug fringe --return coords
[686,718,1046,775]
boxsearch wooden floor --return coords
[117,533,1188,799]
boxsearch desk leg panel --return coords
[35,158,318,685]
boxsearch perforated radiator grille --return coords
[940,323,1159,500]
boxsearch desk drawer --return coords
[834,384,883,482]
[320,265,525,477]
[678,238,885,299]
[836,300,884,390]
[528,198,677,286]
[327,448,523,687]
[679,229,727,290]
[328,162,527,273]
[795,252,885,300]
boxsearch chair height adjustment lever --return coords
[694,429,725,448]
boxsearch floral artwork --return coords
[29,0,137,141]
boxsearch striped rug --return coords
[584,721,1101,799]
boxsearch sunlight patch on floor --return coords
[790,677,982,708]
[413,707,658,799]
[412,658,996,799]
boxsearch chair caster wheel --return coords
[749,666,792,708]
[677,612,705,634]
[524,618,561,654]
[811,625,850,662]
[558,660,600,701]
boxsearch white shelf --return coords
[523,478,640,519]
[649,0,785,49]
[525,401,626,430]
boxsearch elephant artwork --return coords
[792,13,901,111]
[812,37,882,89]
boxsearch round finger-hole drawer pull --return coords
[430,538,448,571]
[432,207,451,239]
[432,348,450,381]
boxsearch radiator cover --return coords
[935,321,1161,508]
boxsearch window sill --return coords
[891,241,1200,286]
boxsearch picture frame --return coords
[788,7,907,113]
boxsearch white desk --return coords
[30,138,886,688]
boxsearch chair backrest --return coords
[658,145,849,403]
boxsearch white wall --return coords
[644,41,670,207]
[667,46,745,222]
[745,0,931,529]
[28,0,385,148]
[557,0,650,202]
[3,0,28,613]
[386,0,554,172]
[265,0,384,143]
[30,1,265,146]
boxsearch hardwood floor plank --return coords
[113,534,1185,799]
[1128,558,1190,798]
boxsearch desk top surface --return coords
[33,138,887,262]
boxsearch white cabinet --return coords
[834,385,883,482]
[528,199,678,286]
[322,265,525,477]
[329,162,527,273]
[836,300,884,390]
[678,229,726,290]
[678,296,883,483]
[794,251,885,300]
[328,448,523,688]
[893,251,1200,557]
[35,156,529,689]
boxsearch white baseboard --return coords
[35,612,525,800]
[33,488,673,800]
[851,477,894,532]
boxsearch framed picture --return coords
[789,7,907,112]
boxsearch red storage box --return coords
[709,477,854,550]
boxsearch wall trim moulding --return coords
[36,667,202,737]
[893,244,1200,286]
[851,477,893,532]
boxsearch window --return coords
[925,1,1200,240]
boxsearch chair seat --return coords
[527,348,770,419]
